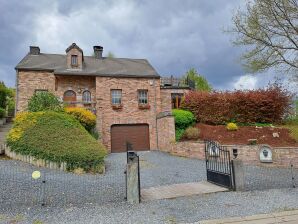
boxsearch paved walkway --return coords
[195,210,298,224]
[141,181,228,201]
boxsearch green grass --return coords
[7,111,107,172]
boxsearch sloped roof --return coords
[15,53,160,78]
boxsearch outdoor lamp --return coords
[233,148,238,159]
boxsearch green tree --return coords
[106,51,115,58]
[183,68,212,91]
[0,81,8,108]
[229,0,298,77]
[28,91,63,112]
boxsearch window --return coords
[138,90,148,105]
[82,90,91,102]
[111,89,122,105]
[71,55,78,66]
[171,93,184,109]
[63,90,76,102]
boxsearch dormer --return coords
[66,43,84,69]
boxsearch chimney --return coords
[29,46,40,55]
[93,46,103,59]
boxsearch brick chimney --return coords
[93,46,103,59]
[29,46,40,55]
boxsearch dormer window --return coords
[71,55,78,66]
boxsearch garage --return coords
[111,124,150,153]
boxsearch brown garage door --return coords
[111,124,150,153]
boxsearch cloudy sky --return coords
[0,0,292,90]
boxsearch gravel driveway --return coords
[0,151,297,223]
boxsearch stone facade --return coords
[17,71,55,111]
[160,88,189,112]
[96,77,161,151]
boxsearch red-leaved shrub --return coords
[181,84,292,124]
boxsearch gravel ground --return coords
[0,151,297,223]
[1,188,298,224]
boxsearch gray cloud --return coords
[0,0,280,89]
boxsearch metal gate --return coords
[205,140,235,190]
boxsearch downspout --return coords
[15,69,19,115]
[153,78,159,150]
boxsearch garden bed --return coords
[194,123,298,147]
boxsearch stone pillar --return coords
[232,159,245,191]
[126,152,140,204]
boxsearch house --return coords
[15,43,192,152]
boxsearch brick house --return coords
[15,43,192,152]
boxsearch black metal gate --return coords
[205,140,235,190]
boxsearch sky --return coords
[0,0,295,91]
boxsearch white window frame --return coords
[111,89,122,105]
[138,89,148,105]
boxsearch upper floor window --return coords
[63,90,76,102]
[111,89,122,105]
[71,55,78,66]
[171,93,184,109]
[82,90,91,102]
[138,90,148,105]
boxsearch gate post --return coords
[232,159,245,191]
[126,151,140,204]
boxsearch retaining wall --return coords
[158,139,298,167]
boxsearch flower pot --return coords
[2,118,6,124]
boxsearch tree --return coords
[183,68,212,91]
[106,51,115,58]
[28,91,63,112]
[229,0,298,78]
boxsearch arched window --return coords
[63,90,76,102]
[82,90,91,102]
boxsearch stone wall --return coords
[156,113,176,150]
[96,77,161,151]
[159,140,298,167]
[17,71,56,112]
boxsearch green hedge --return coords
[172,109,195,141]
[6,111,107,172]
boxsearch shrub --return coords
[183,127,200,140]
[28,91,63,112]
[6,111,107,172]
[175,128,185,141]
[172,109,195,129]
[182,83,292,124]
[226,122,238,131]
[0,107,5,118]
[65,107,96,132]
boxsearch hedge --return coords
[182,84,292,124]
[6,111,107,172]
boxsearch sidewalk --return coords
[194,210,298,224]
[141,181,228,201]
